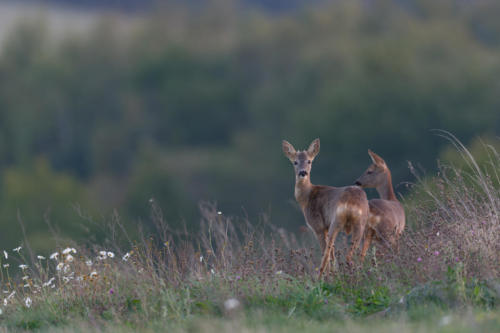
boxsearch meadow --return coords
[0,136,498,332]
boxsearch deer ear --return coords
[282,140,297,161]
[307,138,320,159]
[368,149,386,167]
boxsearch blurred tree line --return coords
[1,0,500,253]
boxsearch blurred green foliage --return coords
[1,0,500,252]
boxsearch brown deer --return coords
[354,150,405,261]
[282,139,369,278]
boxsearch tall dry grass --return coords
[0,134,498,329]
[384,132,500,284]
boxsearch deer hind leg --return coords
[360,228,375,263]
[346,221,365,266]
[318,222,342,279]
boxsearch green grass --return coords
[9,305,500,333]
[0,270,498,332]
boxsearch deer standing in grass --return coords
[282,139,369,278]
[354,150,405,261]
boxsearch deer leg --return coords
[322,229,332,271]
[317,229,327,254]
[318,223,341,279]
[360,228,374,263]
[314,229,331,273]
[346,223,365,266]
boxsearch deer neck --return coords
[376,170,397,201]
[295,177,313,210]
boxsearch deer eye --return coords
[367,171,373,175]
[307,160,311,164]
[294,161,298,165]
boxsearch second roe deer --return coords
[282,139,369,278]
[354,150,405,261]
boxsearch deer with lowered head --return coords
[282,139,369,278]
[354,150,405,260]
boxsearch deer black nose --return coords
[298,171,308,177]
[354,181,362,186]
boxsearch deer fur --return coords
[354,150,405,260]
[282,139,369,278]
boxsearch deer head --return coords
[282,138,320,181]
[354,149,388,188]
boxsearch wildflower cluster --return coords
[0,245,137,315]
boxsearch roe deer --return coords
[354,150,405,261]
[282,139,369,278]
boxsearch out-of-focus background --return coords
[0,0,500,253]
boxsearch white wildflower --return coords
[98,251,107,260]
[439,315,452,326]
[107,252,115,258]
[7,291,15,300]
[2,290,8,294]
[122,252,131,261]
[19,264,28,270]
[3,299,7,306]
[200,256,203,263]
[22,275,29,281]
[50,252,59,260]
[25,297,32,308]
[211,268,215,275]
[23,284,29,288]
[62,247,77,255]
[37,255,46,260]
[90,271,98,278]
[13,246,22,253]
[3,264,9,268]
[217,211,222,215]
[43,277,55,287]
[65,254,74,263]
[224,298,240,311]
[85,260,93,266]
[275,270,283,275]
[3,250,7,259]
[56,263,64,271]
[63,265,70,274]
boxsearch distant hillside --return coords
[5,0,322,12]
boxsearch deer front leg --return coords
[318,222,341,279]
[320,229,332,271]
[313,229,332,273]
